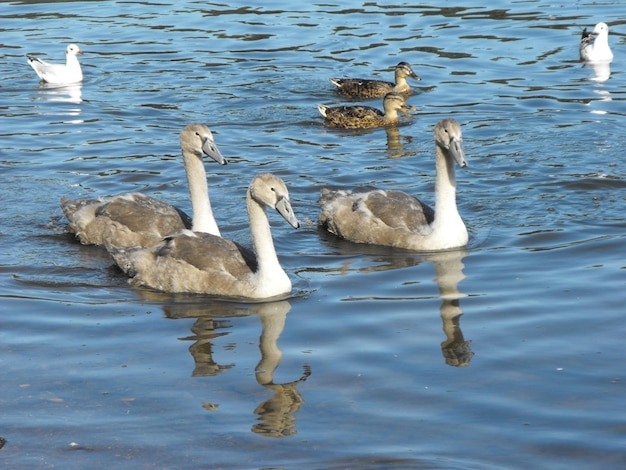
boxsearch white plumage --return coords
[27,44,84,84]
[580,22,613,62]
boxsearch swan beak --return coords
[450,137,467,168]
[275,196,300,229]
[202,137,227,165]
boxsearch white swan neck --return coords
[247,192,281,275]
[183,150,220,236]
[432,145,462,231]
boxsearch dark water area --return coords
[1,1,625,468]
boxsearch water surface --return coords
[1,1,625,468]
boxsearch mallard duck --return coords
[329,62,421,99]
[318,118,468,251]
[61,123,227,248]
[27,44,83,84]
[318,92,415,129]
[580,22,613,62]
[107,174,300,299]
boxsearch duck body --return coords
[580,22,613,62]
[318,92,415,129]
[319,118,468,251]
[108,174,300,299]
[61,123,226,248]
[329,62,421,99]
[27,44,83,84]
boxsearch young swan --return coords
[108,174,300,299]
[27,44,84,84]
[318,92,415,129]
[61,123,227,248]
[319,118,468,251]
[329,61,422,99]
[579,22,613,62]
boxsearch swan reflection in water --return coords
[428,249,474,367]
[313,236,474,366]
[161,298,310,437]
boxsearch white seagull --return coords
[27,44,84,84]
[580,23,613,63]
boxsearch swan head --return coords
[250,174,300,229]
[435,118,467,168]
[382,92,416,115]
[181,123,227,165]
[396,62,421,81]
[66,44,83,56]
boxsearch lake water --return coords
[1,0,625,468]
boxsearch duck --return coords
[580,22,613,62]
[318,92,415,129]
[318,118,468,251]
[61,123,227,248]
[27,44,84,84]
[107,174,300,299]
[329,62,421,99]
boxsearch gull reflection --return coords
[426,249,474,367]
[161,299,310,437]
[583,60,611,83]
[35,82,83,104]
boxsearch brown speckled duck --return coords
[318,92,415,129]
[329,62,421,99]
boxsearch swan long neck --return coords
[433,144,459,226]
[183,150,220,236]
[247,190,281,276]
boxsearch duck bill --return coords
[275,197,300,229]
[401,104,416,117]
[202,137,227,165]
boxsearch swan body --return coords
[329,62,421,99]
[318,92,415,129]
[61,123,226,248]
[580,22,613,62]
[107,174,300,299]
[319,118,468,251]
[27,44,83,84]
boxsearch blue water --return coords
[1,1,625,468]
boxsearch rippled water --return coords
[1,1,625,468]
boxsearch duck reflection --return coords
[161,299,310,437]
[384,126,415,159]
[427,249,474,367]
